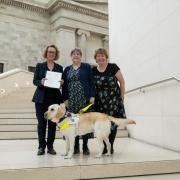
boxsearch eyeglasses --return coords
[47,51,56,54]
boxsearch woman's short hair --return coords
[43,45,59,60]
[70,48,82,56]
[94,48,108,59]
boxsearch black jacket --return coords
[32,61,63,103]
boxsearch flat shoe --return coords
[47,148,56,155]
[37,148,45,155]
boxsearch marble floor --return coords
[0,138,180,179]
[100,173,180,180]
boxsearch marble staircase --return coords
[0,86,128,140]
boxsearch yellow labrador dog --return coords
[44,103,135,159]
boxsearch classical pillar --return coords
[55,27,76,66]
[77,29,90,62]
[103,35,109,53]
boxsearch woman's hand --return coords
[41,78,47,86]
[59,79,64,86]
[90,97,95,104]
[64,100,69,108]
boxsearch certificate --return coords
[44,71,62,89]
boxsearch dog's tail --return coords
[108,116,136,127]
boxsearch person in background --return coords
[92,48,126,154]
[32,45,63,155]
[62,48,95,155]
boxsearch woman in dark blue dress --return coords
[62,48,95,155]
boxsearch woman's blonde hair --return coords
[94,48,108,59]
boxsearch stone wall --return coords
[0,0,108,71]
[0,3,50,71]
[109,0,180,152]
[0,21,50,71]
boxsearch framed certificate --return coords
[44,71,62,89]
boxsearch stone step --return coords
[0,113,36,119]
[0,131,64,140]
[0,109,128,139]
[0,118,37,124]
[0,129,127,140]
[0,108,35,113]
[0,131,38,139]
[0,100,34,106]
[0,124,37,131]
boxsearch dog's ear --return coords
[60,103,66,109]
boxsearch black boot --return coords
[74,136,80,154]
[109,125,117,154]
[102,141,108,154]
[82,134,90,155]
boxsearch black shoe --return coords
[37,148,45,155]
[74,148,80,154]
[47,148,56,155]
[83,148,90,155]
[110,145,114,154]
[102,147,108,154]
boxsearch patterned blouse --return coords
[92,63,126,118]
[67,66,87,113]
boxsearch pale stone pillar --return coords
[103,35,109,53]
[77,29,90,62]
[55,27,76,67]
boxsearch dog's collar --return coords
[58,111,71,123]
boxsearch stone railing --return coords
[0,69,34,98]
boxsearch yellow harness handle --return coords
[79,103,94,114]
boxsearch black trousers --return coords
[35,103,56,150]
[74,102,95,151]
[74,135,89,151]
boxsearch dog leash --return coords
[79,103,94,114]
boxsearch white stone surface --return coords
[99,173,180,180]
[0,138,180,170]
[0,69,34,97]
[109,0,180,152]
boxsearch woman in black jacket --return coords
[32,45,63,155]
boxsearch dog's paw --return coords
[95,154,102,158]
[64,153,73,159]
[64,155,72,159]
[61,153,68,156]
[105,153,110,156]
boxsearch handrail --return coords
[126,76,180,94]
[0,69,33,80]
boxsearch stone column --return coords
[103,35,109,53]
[55,27,76,67]
[77,29,90,62]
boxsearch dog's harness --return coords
[58,111,71,124]
[57,103,93,133]
[57,111,79,133]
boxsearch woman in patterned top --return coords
[62,48,95,155]
[92,48,126,154]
